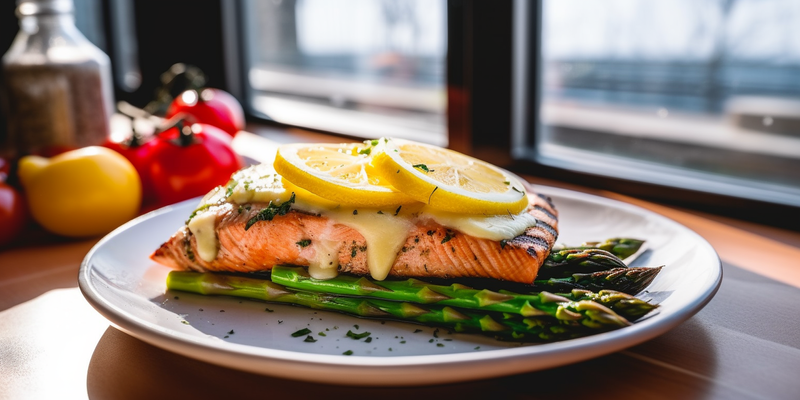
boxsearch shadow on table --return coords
[85,318,717,400]
[499,317,719,399]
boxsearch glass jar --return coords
[1,0,114,158]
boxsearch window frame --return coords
[101,0,800,230]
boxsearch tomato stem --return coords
[177,122,195,147]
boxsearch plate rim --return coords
[78,186,722,386]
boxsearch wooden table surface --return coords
[2,131,800,400]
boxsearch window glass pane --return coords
[242,0,447,146]
[538,0,800,206]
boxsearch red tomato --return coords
[166,88,245,137]
[147,123,243,206]
[103,133,156,205]
[0,182,27,246]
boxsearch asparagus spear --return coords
[570,238,645,260]
[570,289,658,320]
[270,265,656,320]
[530,266,663,295]
[167,271,631,341]
[538,248,628,279]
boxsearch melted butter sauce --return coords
[326,206,418,280]
[188,205,222,262]
[187,165,534,280]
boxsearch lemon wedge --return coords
[372,138,529,214]
[274,141,417,207]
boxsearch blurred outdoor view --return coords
[243,0,447,145]
[241,0,800,205]
[539,0,800,205]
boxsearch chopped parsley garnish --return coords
[413,329,423,333]
[441,231,455,244]
[291,328,312,337]
[358,147,372,156]
[433,328,440,338]
[296,239,311,248]
[371,139,380,146]
[412,163,434,173]
[354,324,359,329]
[346,330,371,340]
[512,187,523,194]
[377,210,384,214]
[304,336,317,343]
[185,245,195,262]
[364,337,372,343]
[353,209,358,215]
[342,350,353,355]
[245,193,295,230]
[436,343,444,347]
[227,330,235,334]
[500,239,509,249]
[394,205,402,216]
[265,308,274,312]
[185,204,212,224]
[503,181,510,185]
[319,332,327,337]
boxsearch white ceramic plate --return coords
[79,186,721,386]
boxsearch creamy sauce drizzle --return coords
[187,207,220,262]
[327,208,416,280]
[188,165,535,279]
[307,233,341,280]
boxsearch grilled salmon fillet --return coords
[151,193,558,284]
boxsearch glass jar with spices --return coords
[1,0,114,158]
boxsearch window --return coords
[240,0,447,146]
[516,0,800,207]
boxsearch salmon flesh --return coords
[151,194,559,284]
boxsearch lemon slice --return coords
[274,142,417,207]
[372,138,529,214]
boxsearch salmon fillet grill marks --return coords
[151,194,559,284]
